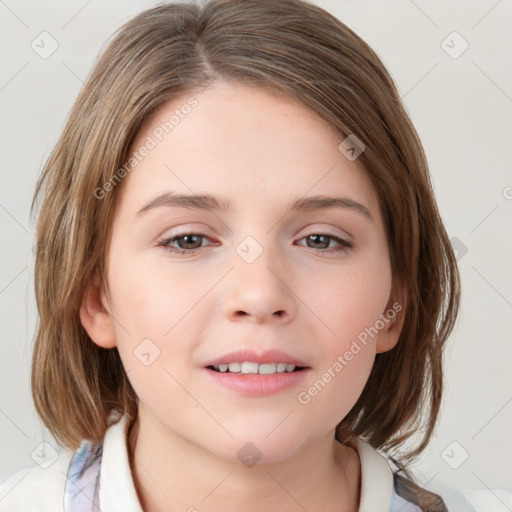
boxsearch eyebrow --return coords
[135,192,372,221]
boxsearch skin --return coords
[80,81,405,512]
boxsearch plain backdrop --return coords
[1,1,511,510]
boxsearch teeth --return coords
[241,362,259,374]
[212,361,299,374]
[259,363,276,375]
[228,362,241,373]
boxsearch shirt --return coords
[0,415,445,511]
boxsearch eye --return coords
[297,233,353,252]
[157,231,353,256]
[157,233,214,255]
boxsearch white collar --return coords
[352,436,394,511]
[99,415,143,511]
[99,416,393,511]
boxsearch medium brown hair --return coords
[31,0,460,477]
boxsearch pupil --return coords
[180,235,201,249]
[309,234,328,249]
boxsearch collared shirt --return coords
[0,415,441,511]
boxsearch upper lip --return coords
[203,349,309,368]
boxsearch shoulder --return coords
[0,448,74,512]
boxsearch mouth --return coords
[206,362,307,374]
[202,349,310,396]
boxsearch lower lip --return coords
[203,368,310,396]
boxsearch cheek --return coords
[298,346,374,421]
[308,252,392,348]
[294,251,391,415]
[105,259,203,414]
[107,254,215,339]
[103,260,179,377]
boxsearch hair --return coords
[31,0,460,485]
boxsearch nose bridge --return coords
[222,233,297,323]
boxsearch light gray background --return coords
[1,1,511,510]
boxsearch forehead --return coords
[119,81,379,217]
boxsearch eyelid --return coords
[156,223,214,239]
[156,228,354,257]
[298,223,352,239]
[157,223,351,243]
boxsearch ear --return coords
[79,270,117,349]
[375,285,407,354]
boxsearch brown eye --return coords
[157,232,212,255]
[305,234,331,249]
[174,234,204,250]
[157,231,353,257]
[299,233,353,252]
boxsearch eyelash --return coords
[156,232,353,256]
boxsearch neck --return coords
[127,412,361,512]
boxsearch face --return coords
[84,81,402,464]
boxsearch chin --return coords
[202,427,312,467]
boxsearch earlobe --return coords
[375,287,407,354]
[79,271,117,349]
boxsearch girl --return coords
[0,0,460,510]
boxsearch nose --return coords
[222,250,297,325]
